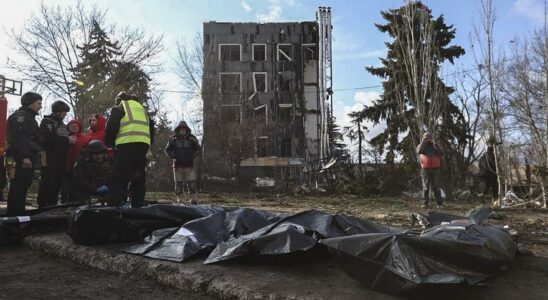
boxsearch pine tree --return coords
[327,105,349,162]
[353,1,467,165]
[72,20,121,119]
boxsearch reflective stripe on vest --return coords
[115,100,150,146]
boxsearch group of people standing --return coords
[5,90,201,216]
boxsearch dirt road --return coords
[0,245,213,300]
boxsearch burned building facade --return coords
[202,8,333,182]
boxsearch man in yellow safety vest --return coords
[104,91,154,207]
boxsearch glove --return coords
[146,150,153,160]
[97,185,109,194]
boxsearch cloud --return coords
[256,5,283,22]
[354,91,380,107]
[241,1,252,13]
[512,0,544,23]
[332,90,386,158]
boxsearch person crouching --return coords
[165,121,200,204]
[73,140,112,205]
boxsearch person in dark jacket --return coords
[416,132,444,209]
[36,100,75,208]
[6,92,43,216]
[479,146,498,204]
[104,91,155,208]
[165,121,200,203]
[61,119,90,203]
[73,140,112,204]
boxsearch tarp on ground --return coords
[66,204,517,294]
[320,206,517,294]
[121,207,404,263]
[125,207,281,262]
[68,204,225,245]
[204,209,405,264]
[0,204,76,245]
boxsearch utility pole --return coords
[357,119,362,167]
[543,0,548,208]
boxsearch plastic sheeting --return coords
[121,207,404,263]
[68,204,225,245]
[204,209,405,264]
[125,208,281,262]
[320,206,517,294]
[66,204,516,294]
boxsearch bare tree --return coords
[473,0,508,203]
[8,1,163,113]
[392,1,450,149]
[501,33,547,207]
[174,32,215,139]
[450,63,488,173]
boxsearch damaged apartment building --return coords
[202,7,333,184]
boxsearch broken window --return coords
[277,44,292,61]
[220,105,241,125]
[277,73,291,92]
[280,138,292,157]
[256,136,269,157]
[253,73,267,93]
[219,73,241,94]
[254,104,268,124]
[279,104,293,123]
[302,44,318,60]
[219,44,241,61]
[252,44,266,61]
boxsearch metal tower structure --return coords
[316,7,333,163]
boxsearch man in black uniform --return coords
[73,140,112,204]
[105,92,154,208]
[6,92,43,216]
[36,100,75,208]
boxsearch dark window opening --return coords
[303,45,318,60]
[220,73,241,94]
[254,105,268,124]
[256,137,269,157]
[277,73,291,92]
[280,138,292,157]
[220,106,241,125]
[219,45,241,61]
[279,106,293,123]
[253,73,267,92]
[277,44,292,61]
[253,44,266,61]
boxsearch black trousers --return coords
[484,175,498,199]
[421,168,443,205]
[37,156,65,208]
[106,143,148,208]
[7,165,34,216]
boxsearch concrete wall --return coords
[202,21,321,179]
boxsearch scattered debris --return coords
[255,177,276,188]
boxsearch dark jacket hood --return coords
[174,121,191,134]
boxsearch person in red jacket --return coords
[62,119,90,202]
[416,132,444,209]
[85,113,107,143]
